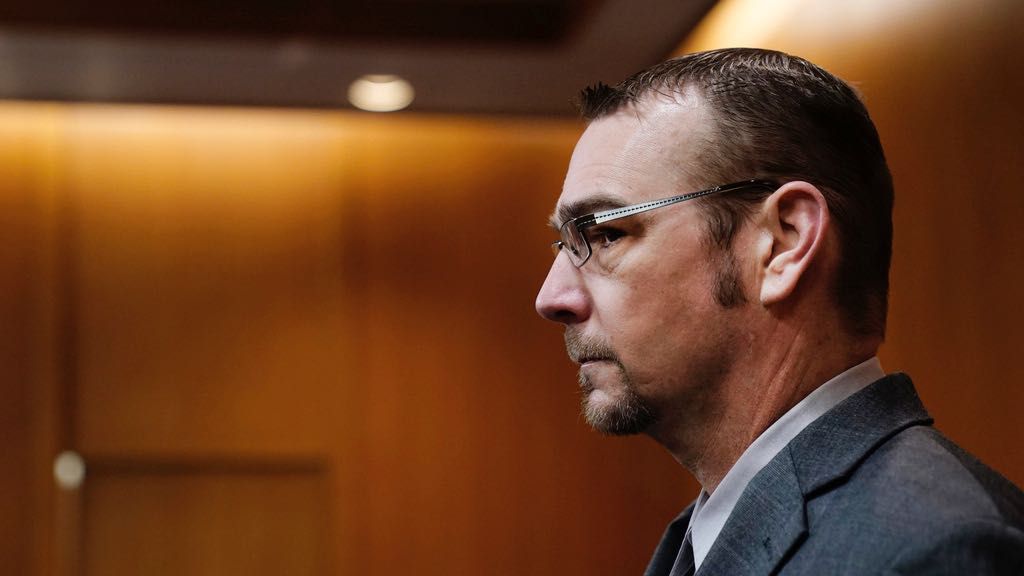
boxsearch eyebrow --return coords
[548,194,629,230]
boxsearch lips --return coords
[576,357,609,366]
[568,351,610,365]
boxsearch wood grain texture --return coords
[0,103,65,576]
[2,105,694,575]
[81,463,329,576]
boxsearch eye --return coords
[590,226,625,248]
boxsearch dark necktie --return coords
[672,532,696,576]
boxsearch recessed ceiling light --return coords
[347,74,415,112]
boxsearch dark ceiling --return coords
[0,0,716,115]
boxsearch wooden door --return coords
[64,107,353,576]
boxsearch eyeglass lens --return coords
[559,220,590,266]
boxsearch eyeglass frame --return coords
[551,179,778,267]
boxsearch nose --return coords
[535,253,591,325]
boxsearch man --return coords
[535,48,1024,575]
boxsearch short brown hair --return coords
[577,48,894,338]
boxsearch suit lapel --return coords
[787,373,932,496]
[695,373,933,575]
[697,449,807,575]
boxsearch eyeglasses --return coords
[552,179,777,267]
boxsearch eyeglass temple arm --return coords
[589,188,721,225]
[588,180,776,225]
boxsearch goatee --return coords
[565,330,656,435]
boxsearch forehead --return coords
[556,94,713,220]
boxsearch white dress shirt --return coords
[685,357,885,572]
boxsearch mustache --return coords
[564,329,620,364]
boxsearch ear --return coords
[755,181,831,306]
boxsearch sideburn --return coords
[713,247,747,308]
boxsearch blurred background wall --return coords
[1,0,1021,575]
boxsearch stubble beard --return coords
[565,330,656,436]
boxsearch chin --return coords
[582,388,655,436]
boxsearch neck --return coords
[649,317,878,492]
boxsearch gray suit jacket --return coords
[644,374,1024,575]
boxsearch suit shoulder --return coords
[831,423,1024,529]
[790,425,1024,573]
[888,518,1024,574]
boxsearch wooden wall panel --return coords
[3,104,695,575]
[0,104,65,576]
[680,0,1024,485]
[81,464,328,576]
[66,108,357,458]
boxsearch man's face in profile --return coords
[535,97,750,438]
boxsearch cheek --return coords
[606,272,706,356]
[589,231,720,349]
[619,253,723,334]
